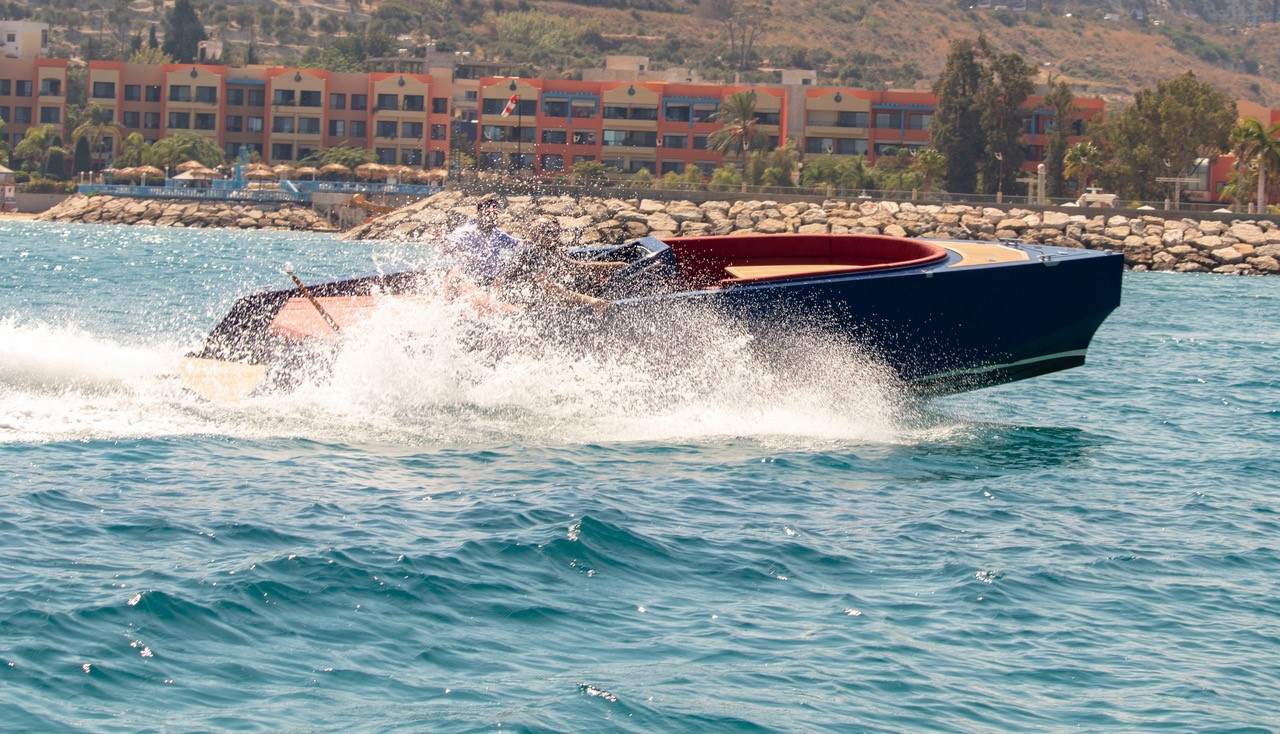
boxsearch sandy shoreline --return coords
[0,211,39,220]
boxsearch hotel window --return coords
[247,115,264,133]
[403,95,425,112]
[330,93,346,110]
[272,89,295,105]
[543,99,569,117]
[752,111,780,125]
[630,105,658,121]
[145,85,161,102]
[432,97,448,114]
[143,112,160,129]
[376,148,396,165]
[349,120,366,137]
[603,105,627,120]
[428,150,445,167]
[627,159,655,174]
[837,111,869,128]
[225,115,243,132]
[664,104,689,122]
[693,135,709,150]
[873,142,904,156]
[14,106,30,123]
[540,154,564,172]
[602,130,628,147]
[572,155,595,165]
[376,120,398,137]
[692,104,717,122]
[194,113,217,130]
[100,136,113,153]
[195,86,218,104]
[298,147,316,162]
[122,111,141,128]
[571,130,596,145]
[39,79,61,96]
[873,111,901,129]
[16,80,31,97]
[661,161,685,175]
[511,153,534,170]
[541,129,567,144]
[224,143,240,158]
[168,112,190,129]
[376,94,398,111]
[92,81,116,99]
[662,134,687,149]
[481,125,506,142]
[169,86,192,102]
[0,106,7,122]
[271,143,293,161]
[464,90,477,102]
[272,116,294,133]
[39,106,60,124]
[0,80,9,96]
[514,126,535,143]
[350,94,367,111]
[402,149,422,166]
[246,89,264,106]
[430,123,447,140]
[328,119,344,136]
[124,84,140,101]
[299,90,321,107]
[298,117,321,135]
[907,113,932,130]
[226,88,244,106]
[695,161,717,176]
[402,121,423,139]
[572,100,597,118]
[836,138,867,155]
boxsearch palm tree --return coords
[707,91,771,192]
[912,148,946,192]
[1229,117,1280,213]
[116,132,149,168]
[73,104,123,167]
[14,125,67,176]
[1063,142,1102,195]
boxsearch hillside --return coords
[25,0,1280,108]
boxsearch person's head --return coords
[529,217,562,248]
[476,195,504,232]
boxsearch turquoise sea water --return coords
[0,221,1277,733]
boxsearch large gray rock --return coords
[1227,222,1267,246]
[1211,246,1245,264]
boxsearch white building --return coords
[0,21,49,59]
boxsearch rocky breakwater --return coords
[343,191,1280,276]
[37,194,337,232]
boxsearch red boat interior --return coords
[663,233,949,287]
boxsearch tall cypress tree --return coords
[977,48,1036,196]
[161,0,207,64]
[1042,78,1075,198]
[930,38,986,194]
[73,136,93,174]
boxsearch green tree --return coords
[1063,142,1102,194]
[1042,77,1075,198]
[116,132,149,167]
[14,126,67,175]
[146,131,224,169]
[977,48,1036,196]
[162,0,208,64]
[911,148,947,192]
[129,46,174,65]
[73,135,93,174]
[72,104,122,166]
[799,154,869,192]
[1093,72,1235,201]
[707,91,771,191]
[930,37,987,194]
[299,143,376,168]
[1228,117,1280,213]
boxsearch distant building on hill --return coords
[0,21,49,60]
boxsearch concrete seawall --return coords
[342,190,1280,276]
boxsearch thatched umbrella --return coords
[319,162,351,175]
[295,166,320,180]
[245,163,273,175]
[175,160,206,173]
[185,166,219,179]
[425,168,448,184]
[113,166,138,181]
[272,163,297,178]
[136,165,165,182]
[355,162,388,180]
[243,168,278,181]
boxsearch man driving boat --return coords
[496,218,627,314]
[441,194,518,286]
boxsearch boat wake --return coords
[0,301,912,446]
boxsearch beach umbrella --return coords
[113,166,138,180]
[295,166,320,180]
[175,160,206,173]
[319,163,350,175]
[186,166,219,179]
[243,168,278,180]
[355,163,388,180]
[425,168,448,184]
[136,165,165,180]
[272,164,298,180]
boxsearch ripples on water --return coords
[0,223,1277,732]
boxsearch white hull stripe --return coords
[916,349,1089,383]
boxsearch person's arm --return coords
[533,272,609,314]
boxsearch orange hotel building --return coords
[0,56,1106,179]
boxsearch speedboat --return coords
[180,233,1122,402]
